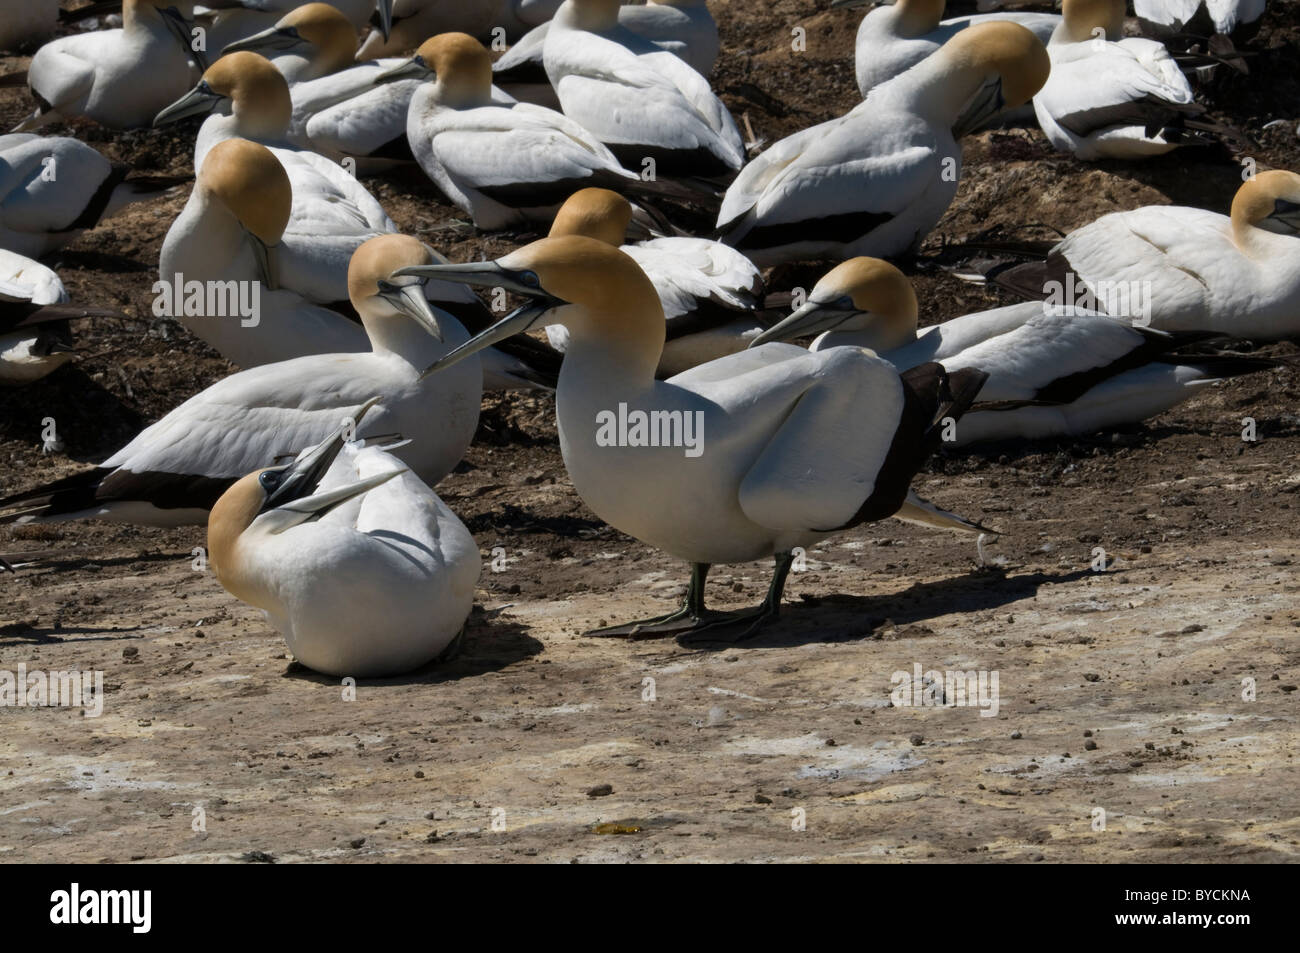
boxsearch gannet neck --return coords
[549,188,633,247]
[199,138,293,247]
[417,33,494,109]
[894,0,947,38]
[208,471,271,608]
[906,21,1049,121]
[207,52,294,140]
[1231,170,1300,258]
[1060,0,1125,42]
[560,0,621,31]
[281,3,359,74]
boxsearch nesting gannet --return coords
[0,0,60,52]
[542,0,744,177]
[221,1,362,83]
[154,52,397,306]
[203,0,386,55]
[495,0,720,108]
[0,134,188,257]
[208,423,480,677]
[0,232,481,525]
[391,33,647,230]
[14,0,201,131]
[834,0,1059,104]
[717,21,1049,266]
[1033,0,1206,160]
[356,0,500,58]
[990,170,1300,339]
[546,187,766,376]
[398,235,988,638]
[1134,0,1266,39]
[751,257,1285,445]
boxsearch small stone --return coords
[754,793,772,804]
[349,838,366,849]
[122,646,138,658]
[909,733,924,746]
[586,784,614,798]
[1010,731,1023,739]
[1085,740,1098,751]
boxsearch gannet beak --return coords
[161,6,208,70]
[270,466,404,527]
[379,278,444,342]
[1261,198,1300,236]
[258,396,381,516]
[222,25,306,57]
[154,81,225,127]
[246,233,281,291]
[394,260,562,379]
[377,0,394,41]
[951,80,1006,139]
[374,55,431,84]
[748,297,860,348]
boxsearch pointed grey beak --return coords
[378,278,443,342]
[374,55,431,84]
[247,233,281,291]
[259,396,381,514]
[222,25,306,58]
[377,0,394,41]
[272,466,403,524]
[1262,198,1300,235]
[154,81,225,127]
[748,297,860,348]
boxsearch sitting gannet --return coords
[716,21,1049,266]
[397,235,988,639]
[495,0,720,108]
[221,1,363,83]
[1034,0,1206,160]
[834,0,1059,103]
[1134,0,1266,40]
[0,0,60,52]
[14,0,201,130]
[154,51,397,306]
[202,0,388,55]
[992,170,1300,339]
[752,257,1285,445]
[208,420,480,677]
[356,0,500,57]
[542,0,744,177]
[546,188,766,377]
[392,33,645,230]
[0,133,188,257]
[0,230,481,525]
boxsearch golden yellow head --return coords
[415,32,493,98]
[815,257,918,320]
[1231,170,1300,244]
[278,2,359,69]
[1061,0,1125,42]
[939,21,1051,109]
[207,468,272,595]
[202,51,293,129]
[347,234,438,305]
[567,0,622,30]
[549,189,633,247]
[199,138,292,246]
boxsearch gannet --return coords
[154,51,397,307]
[398,235,988,638]
[0,0,60,52]
[833,0,1059,104]
[546,187,766,376]
[0,134,189,257]
[542,0,744,177]
[392,33,646,230]
[990,170,1300,339]
[495,0,720,108]
[221,1,363,83]
[14,0,201,130]
[0,231,481,525]
[716,21,1049,266]
[202,0,386,54]
[751,257,1285,445]
[208,422,480,677]
[1134,0,1266,39]
[1033,0,1205,160]
[356,0,500,58]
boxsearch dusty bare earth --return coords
[1,1,1299,863]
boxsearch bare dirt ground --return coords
[1,1,1299,862]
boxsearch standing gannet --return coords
[14,0,201,130]
[391,33,646,230]
[0,231,481,525]
[716,21,1049,266]
[1033,0,1206,160]
[397,235,988,638]
[546,187,766,376]
[208,424,480,677]
[751,257,1285,445]
[0,134,189,257]
[1134,0,1266,39]
[154,51,397,306]
[495,0,720,108]
[992,170,1300,339]
[833,0,1059,104]
[542,0,743,177]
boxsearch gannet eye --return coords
[837,296,855,310]
[259,469,284,491]
[520,271,540,288]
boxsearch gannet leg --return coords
[680,550,796,644]
[586,562,715,638]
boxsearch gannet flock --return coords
[0,0,1293,678]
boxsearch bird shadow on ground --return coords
[278,618,545,687]
[681,566,1099,652]
[0,620,156,644]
